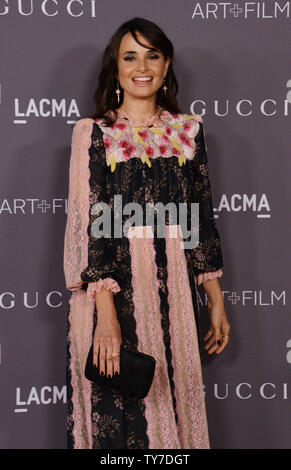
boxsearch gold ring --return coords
[111,352,120,358]
[222,335,229,338]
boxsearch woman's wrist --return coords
[207,295,224,307]
[202,277,224,304]
[94,289,117,318]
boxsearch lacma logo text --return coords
[15,385,66,413]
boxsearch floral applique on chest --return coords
[95,109,200,172]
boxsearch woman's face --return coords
[116,31,170,102]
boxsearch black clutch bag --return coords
[85,344,156,399]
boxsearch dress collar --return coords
[111,107,172,128]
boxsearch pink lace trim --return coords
[196,269,223,286]
[68,290,94,448]
[128,225,180,448]
[63,119,93,291]
[165,225,210,448]
[86,278,121,299]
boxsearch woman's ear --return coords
[164,57,171,78]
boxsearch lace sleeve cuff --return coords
[195,269,223,286]
[86,278,121,299]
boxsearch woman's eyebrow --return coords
[123,48,159,55]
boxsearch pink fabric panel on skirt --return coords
[128,225,181,449]
[165,225,210,448]
[68,290,94,448]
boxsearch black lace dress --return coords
[64,109,223,449]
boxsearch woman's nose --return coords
[136,58,148,71]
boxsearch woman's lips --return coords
[132,77,153,86]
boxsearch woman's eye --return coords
[123,54,160,61]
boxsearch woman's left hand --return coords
[203,298,230,354]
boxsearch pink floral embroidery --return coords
[128,144,136,152]
[123,150,131,160]
[138,129,148,139]
[103,136,112,150]
[118,139,136,160]
[116,123,126,131]
[178,133,192,148]
[119,139,129,149]
[183,122,192,132]
[161,134,170,144]
[108,121,126,131]
[145,146,154,157]
[108,122,118,129]
[95,110,201,169]
[159,145,168,156]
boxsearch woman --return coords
[64,17,230,449]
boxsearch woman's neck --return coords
[117,108,167,128]
[117,98,160,121]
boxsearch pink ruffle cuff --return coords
[86,278,121,299]
[195,269,223,286]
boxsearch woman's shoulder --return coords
[189,113,203,123]
[170,112,203,124]
[73,117,95,131]
[71,118,103,141]
[166,111,203,127]
[165,112,203,140]
[70,118,93,139]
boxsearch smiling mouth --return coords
[132,77,153,83]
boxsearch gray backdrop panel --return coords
[1,0,290,449]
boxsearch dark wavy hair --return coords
[90,17,182,126]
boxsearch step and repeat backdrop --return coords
[1,0,290,449]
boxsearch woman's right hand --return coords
[93,290,122,377]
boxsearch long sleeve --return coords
[63,118,121,295]
[189,116,224,285]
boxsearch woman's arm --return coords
[190,116,230,354]
[63,118,121,294]
[202,277,230,355]
[190,116,224,278]
[93,288,122,377]
[81,121,122,376]
[64,118,122,375]
[202,276,224,303]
